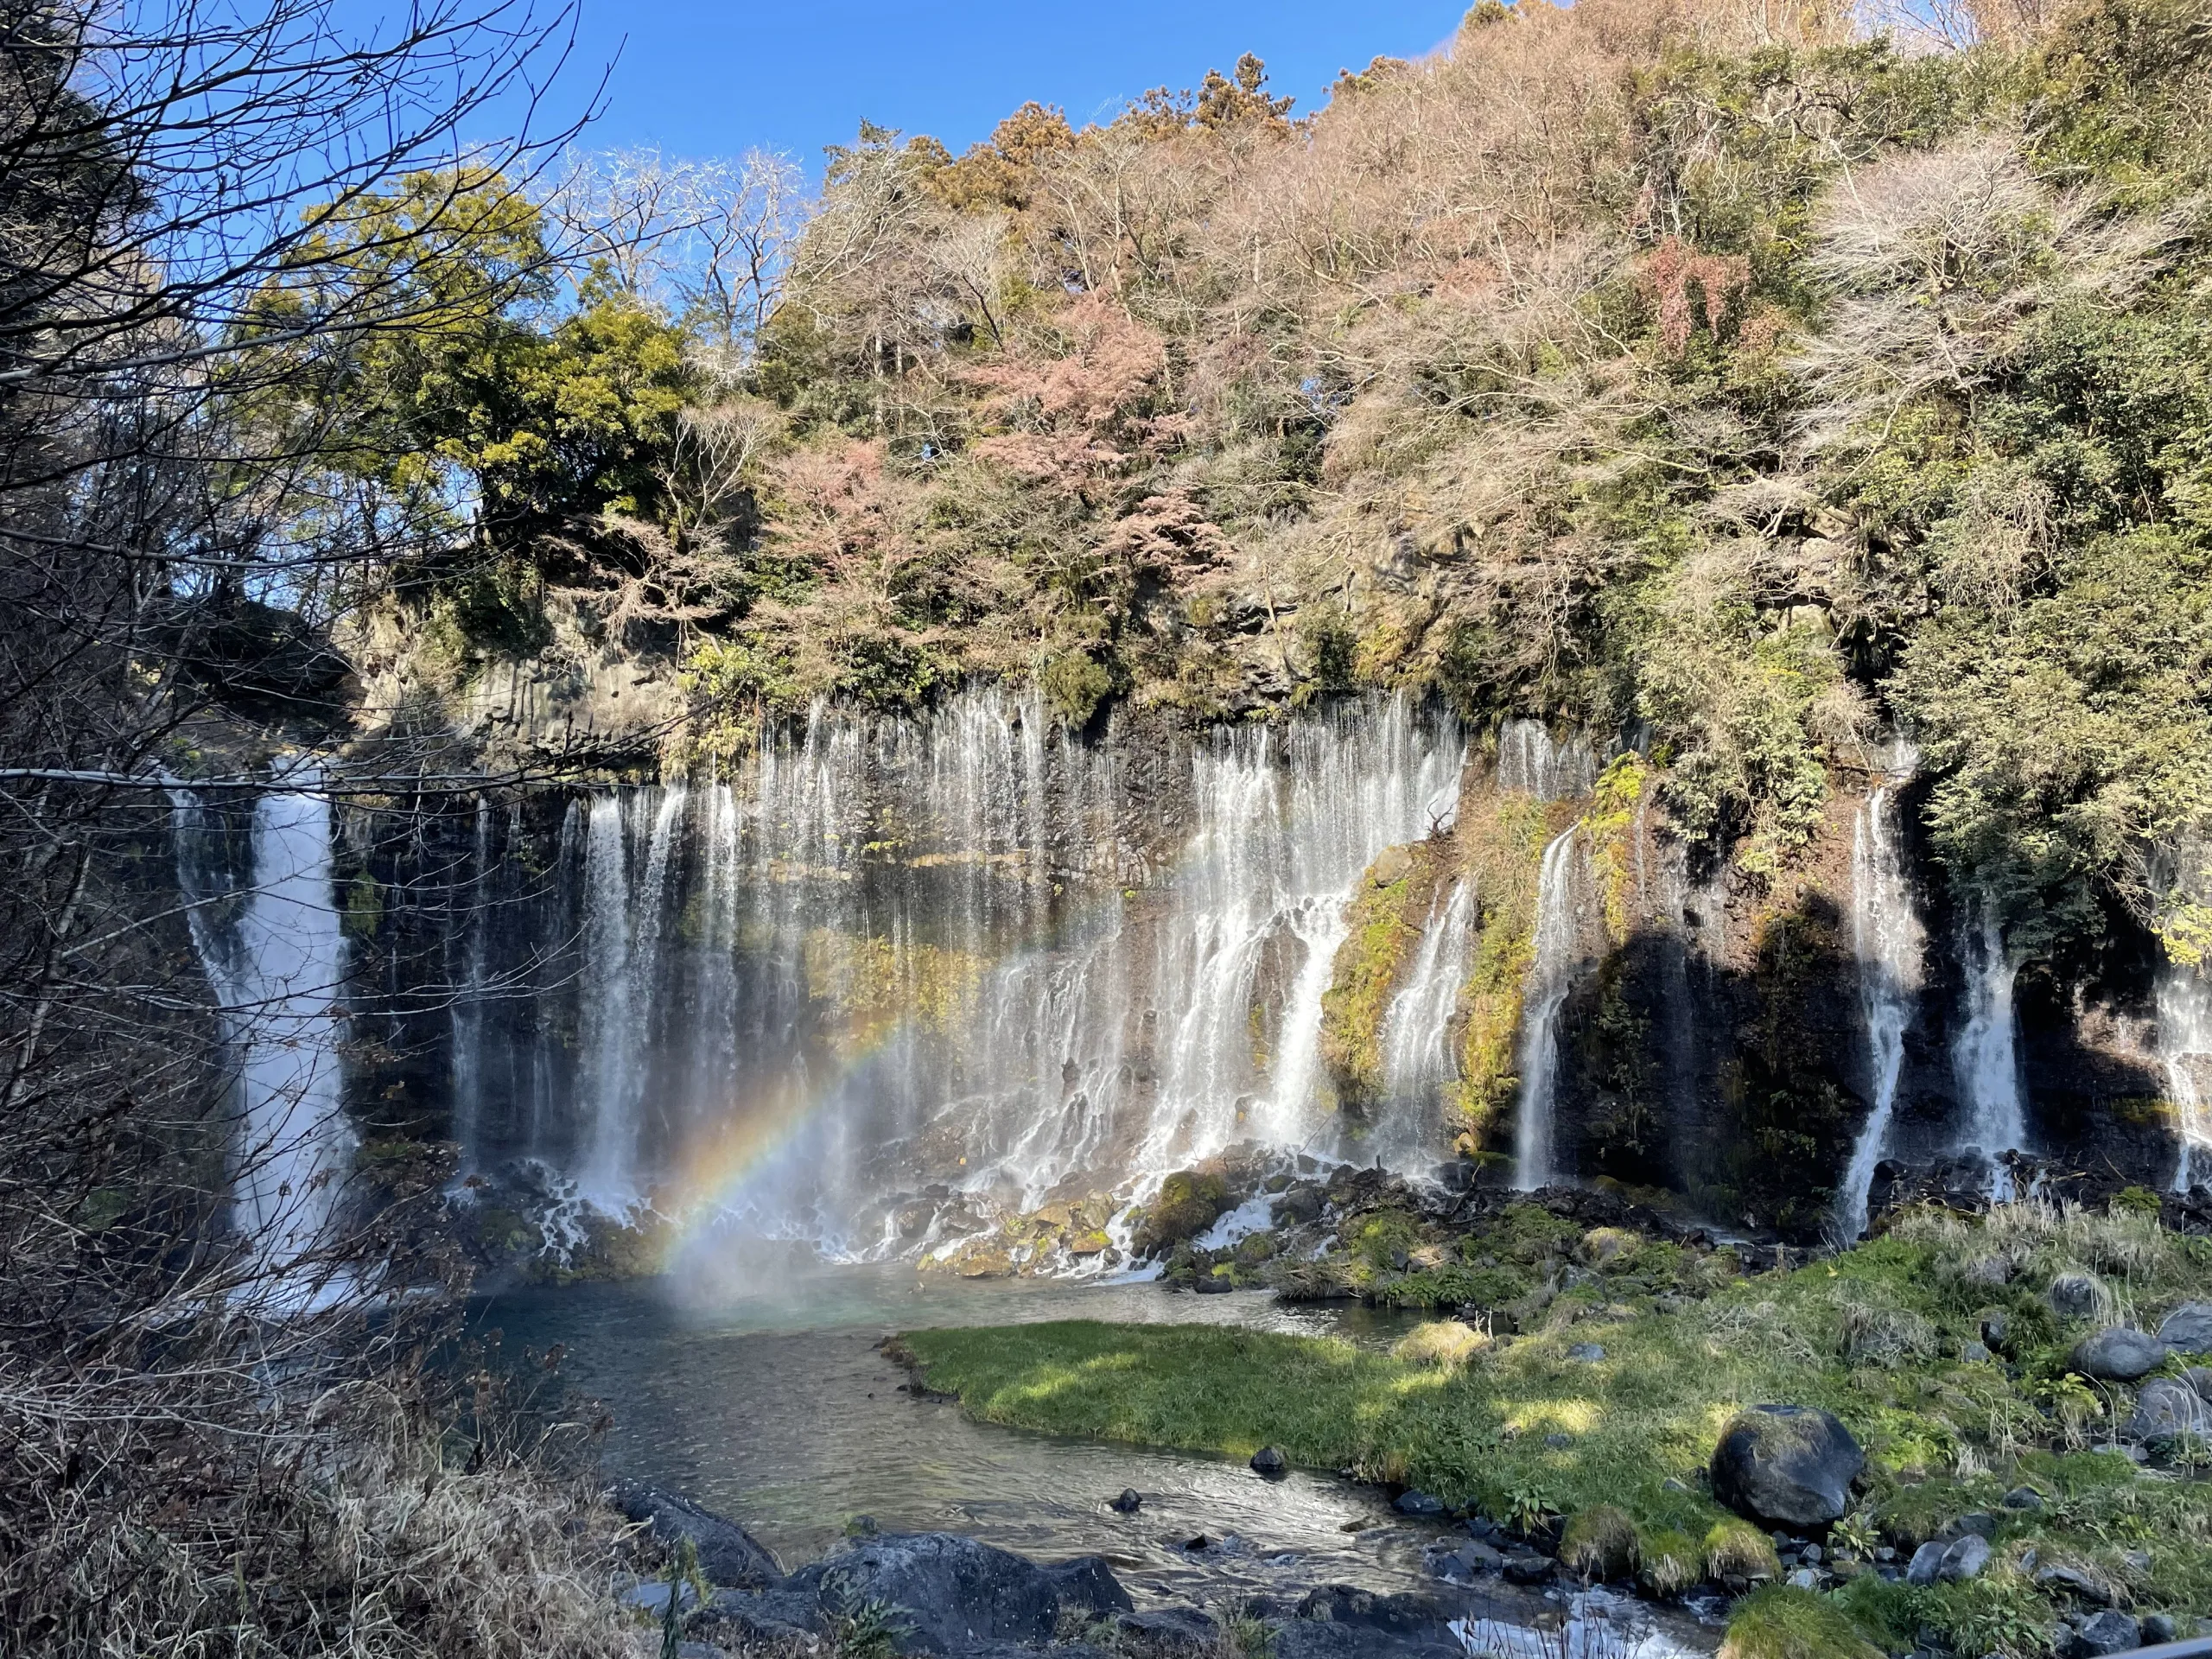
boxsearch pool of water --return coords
[471,1255,1458,1606]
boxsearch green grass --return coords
[896,1202,2212,1649]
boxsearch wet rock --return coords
[611,1482,783,1591]
[2075,1328,2169,1382]
[1250,1446,1288,1478]
[1109,1488,1142,1513]
[2158,1303,2212,1355]
[1395,1491,1448,1518]
[2126,1377,2210,1442]
[1710,1405,1865,1529]
[2074,1610,2143,1656]
[1274,1624,1466,1659]
[1272,1185,1325,1226]
[1294,1585,1452,1634]
[1192,1274,1232,1294]
[813,1531,1061,1653]
[1132,1170,1232,1258]
[1439,1540,1505,1580]
[1503,1553,1556,1585]
[1111,1608,1217,1656]
[1044,1556,1134,1621]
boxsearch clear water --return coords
[471,1264,1453,1605]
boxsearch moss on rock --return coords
[1318,841,1448,1115]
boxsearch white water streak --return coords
[2159,960,2212,1192]
[1514,828,1582,1191]
[1837,772,1923,1239]
[1953,907,2027,1198]
[175,774,355,1285]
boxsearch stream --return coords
[473,1257,1461,1608]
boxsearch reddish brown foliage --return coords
[1644,236,1752,354]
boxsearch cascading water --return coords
[445,690,1464,1251]
[1835,757,1924,1240]
[174,771,354,1288]
[2159,960,2212,1192]
[1497,718,1596,800]
[1372,880,1474,1166]
[448,797,492,1186]
[1513,828,1582,1191]
[1953,908,2028,1198]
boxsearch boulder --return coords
[1566,1343,1606,1362]
[2037,1562,2115,1605]
[1503,1553,1557,1585]
[611,1482,782,1591]
[1133,1170,1231,1257]
[2158,1303,2212,1355]
[1294,1586,1452,1635]
[2050,1272,2109,1322]
[1710,1405,1866,1529]
[814,1532,1060,1654]
[1939,1535,1993,1584]
[1044,1556,1134,1621]
[2125,1377,2210,1443]
[2003,1487,2046,1512]
[1251,1446,1288,1478]
[2074,1328,2169,1382]
[1395,1491,1448,1518]
[1906,1542,1948,1587]
[694,1585,832,1649]
[2075,1611,2142,1656]
[1109,1488,1143,1513]
[2189,1366,2212,1402]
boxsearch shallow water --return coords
[472,1257,1459,1605]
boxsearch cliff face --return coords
[302,692,2196,1268]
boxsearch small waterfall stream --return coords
[1836,760,1924,1239]
[1953,909,2028,1197]
[1513,828,1582,1191]
[1372,880,1474,1166]
[2159,960,2212,1192]
[174,772,354,1285]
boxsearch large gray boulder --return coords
[810,1532,1073,1655]
[1710,1405,1865,1529]
[611,1482,783,1591]
[2074,1328,2169,1382]
[2158,1303,2212,1355]
[2126,1377,2210,1443]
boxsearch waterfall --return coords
[1373,880,1474,1165]
[1952,908,2027,1198]
[1835,765,1923,1240]
[2159,960,2212,1191]
[1514,828,1582,1191]
[448,797,491,1184]
[457,690,1465,1248]
[174,771,354,1286]
[1498,718,1596,800]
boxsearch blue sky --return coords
[495,1,1470,170]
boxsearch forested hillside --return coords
[333,0,2212,972]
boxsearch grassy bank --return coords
[898,1202,2212,1655]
